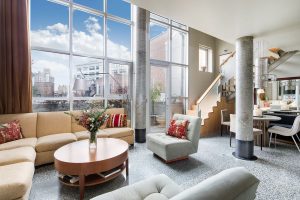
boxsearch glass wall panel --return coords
[32,50,69,98]
[107,0,131,20]
[31,0,133,113]
[107,20,131,60]
[73,56,104,97]
[150,22,169,61]
[73,0,103,11]
[31,0,69,51]
[73,10,104,56]
[172,29,187,64]
[108,63,129,96]
[171,66,187,97]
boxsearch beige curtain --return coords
[0,0,32,114]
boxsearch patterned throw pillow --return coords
[107,114,127,128]
[167,119,189,139]
[0,120,23,144]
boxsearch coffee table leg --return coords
[126,158,129,177]
[79,174,85,200]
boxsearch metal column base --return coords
[232,139,258,161]
[135,129,146,143]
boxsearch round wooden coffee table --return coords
[54,138,129,200]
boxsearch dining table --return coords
[253,115,281,147]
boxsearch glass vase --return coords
[89,131,97,150]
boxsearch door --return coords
[149,65,169,133]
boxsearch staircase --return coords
[187,52,236,137]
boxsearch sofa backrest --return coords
[37,112,72,137]
[173,114,201,151]
[106,108,125,115]
[170,167,259,200]
[70,111,86,132]
[0,113,37,138]
[70,108,126,133]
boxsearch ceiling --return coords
[131,0,300,77]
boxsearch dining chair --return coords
[230,114,263,150]
[221,109,230,136]
[268,115,300,152]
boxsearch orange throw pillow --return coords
[107,114,127,128]
[167,119,189,139]
[0,120,23,144]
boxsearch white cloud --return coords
[47,23,68,33]
[31,17,130,59]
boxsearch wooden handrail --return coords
[196,51,236,105]
[219,51,236,68]
[196,74,221,104]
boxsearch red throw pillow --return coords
[107,114,127,128]
[167,119,189,139]
[0,120,23,144]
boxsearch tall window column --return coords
[134,7,149,142]
[234,36,257,160]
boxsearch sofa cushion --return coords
[0,138,37,151]
[144,193,169,200]
[103,128,134,138]
[74,130,108,140]
[147,133,195,161]
[36,133,77,152]
[0,113,37,138]
[0,146,36,166]
[37,112,72,137]
[0,162,34,200]
[91,174,181,200]
[0,120,23,144]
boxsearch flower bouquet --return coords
[66,106,109,150]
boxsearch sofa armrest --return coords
[170,167,259,200]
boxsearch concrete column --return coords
[134,7,148,143]
[234,36,257,160]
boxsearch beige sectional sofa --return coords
[0,108,134,200]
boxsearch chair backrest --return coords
[230,114,236,133]
[290,115,300,135]
[173,114,201,151]
[221,109,230,123]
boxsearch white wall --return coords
[188,28,234,107]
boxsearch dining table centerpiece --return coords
[66,107,109,150]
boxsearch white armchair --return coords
[268,115,300,152]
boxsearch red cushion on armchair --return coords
[167,119,189,139]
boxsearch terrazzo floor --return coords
[30,136,300,200]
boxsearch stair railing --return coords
[195,51,236,118]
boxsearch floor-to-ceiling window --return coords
[149,13,188,132]
[30,0,132,116]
